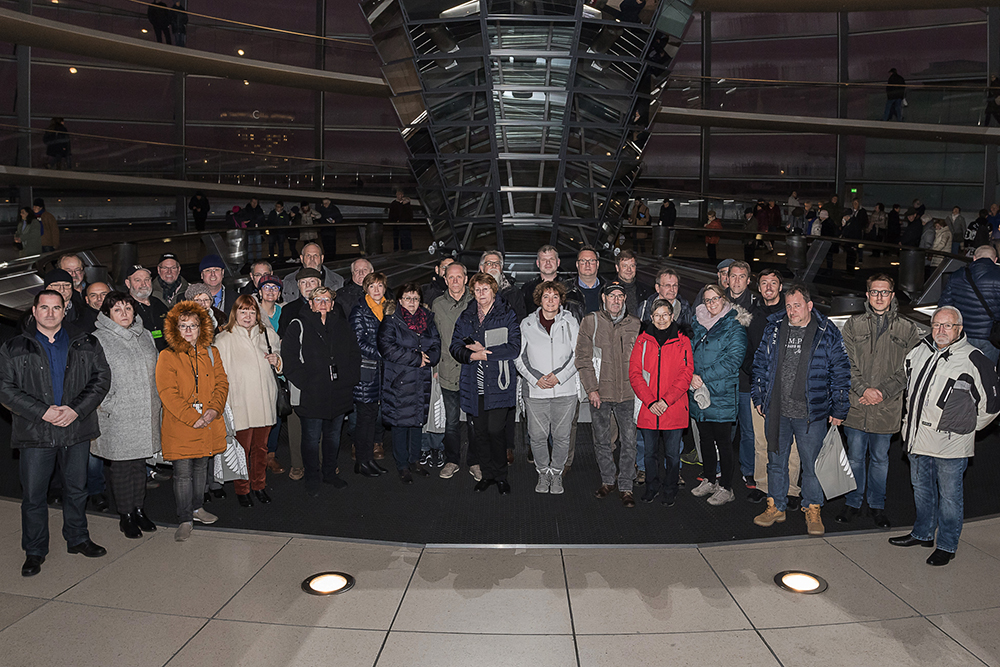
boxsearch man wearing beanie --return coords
[42,269,83,324]
[199,254,236,314]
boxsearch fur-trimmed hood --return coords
[694,301,752,330]
[163,301,215,352]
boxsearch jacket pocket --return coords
[935,375,978,435]
[359,359,379,383]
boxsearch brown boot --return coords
[753,497,786,527]
[373,442,386,460]
[804,504,825,536]
[266,453,285,474]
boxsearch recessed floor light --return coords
[774,570,828,594]
[302,572,355,596]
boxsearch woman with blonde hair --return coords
[215,295,282,507]
[157,301,229,541]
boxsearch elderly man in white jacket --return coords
[515,281,580,495]
[890,306,1000,566]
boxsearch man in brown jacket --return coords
[576,282,641,507]
[33,198,59,252]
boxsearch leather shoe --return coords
[399,469,414,485]
[372,461,389,474]
[927,548,955,566]
[119,513,142,539]
[355,461,380,478]
[506,448,514,464]
[211,487,227,499]
[747,488,766,503]
[786,496,801,511]
[323,475,348,489]
[237,493,254,508]
[496,480,511,495]
[21,555,44,577]
[834,506,861,524]
[474,478,496,492]
[888,533,935,548]
[134,508,157,532]
[595,484,614,499]
[621,491,636,508]
[870,508,891,529]
[253,490,272,504]
[410,464,431,477]
[67,540,107,558]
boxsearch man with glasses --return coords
[151,253,189,307]
[282,242,345,303]
[565,246,603,316]
[240,260,273,296]
[479,250,525,321]
[837,275,920,529]
[57,254,87,297]
[890,306,999,566]
[939,245,1000,365]
[638,268,692,328]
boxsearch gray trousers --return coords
[526,395,577,475]
[591,400,638,492]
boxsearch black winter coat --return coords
[0,320,111,448]
[378,305,442,427]
[281,309,361,419]
[350,298,386,404]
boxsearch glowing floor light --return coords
[774,570,828,594]
[302,572,356,596]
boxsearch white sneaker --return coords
[549,473,564,495]
[469,464,482,481]
[439,462,459,479]
[535,470,551,494]
[175,522,193,541]
[192,508,217,524]
[691,479,718,497]
[707,486,736,506]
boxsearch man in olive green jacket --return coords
[837,273,920,529]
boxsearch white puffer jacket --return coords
[515,307,580,400]
[903,334,1000,458]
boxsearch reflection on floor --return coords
[0,498,997,666]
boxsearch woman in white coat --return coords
[514,281,580,495]
[91,292,161,539]
[215,294,281,507]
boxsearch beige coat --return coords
[214,324,281,431]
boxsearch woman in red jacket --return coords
[629,298,693,506]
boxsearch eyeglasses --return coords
[578,258,598,265]
[400,296,420,303]
[868,290,893,297]
[931,323,958,330]
[261,285,280,292]
[313,298,332,305]
[178,324,198,331]
[704,296,723,304]
[482,260,502,268]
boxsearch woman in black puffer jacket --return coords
[350,272,391,476]
[378,283,441,484]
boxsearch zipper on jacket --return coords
[655,341,662,428]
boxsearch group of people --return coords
[5,236,1000,578]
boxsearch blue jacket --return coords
[751,309,851,423]
[449,295,521,416]
[350,298,385,404]
[378,304,441,428]
[939,258,1000,340]
[690,306,748,422]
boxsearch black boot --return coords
[134,508,157,532]
[119,513,142,539]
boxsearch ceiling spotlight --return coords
[237,49,245,56]
[302,572,355,596]
[141,28,148,33]
[68,67,78,74]
[774,571,828,595]
[243,80,250,85]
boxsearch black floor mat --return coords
[3,414,1000,545]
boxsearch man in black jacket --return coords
[0,290,111,577]
[883,68,906,121]
[316,197,343,258]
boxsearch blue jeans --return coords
[844,427,891,510]
[267,416,282,454]
[421,431,444,453]
[766,415,826,511]
[882,98,903,121]
[737,392,755,477]
[87,453,105,496]
[20,442,91,556]
[393,426,423,470]
[635,429,645,472]
[299,414,344,483]
[909,454,967,553]
[640,428,682,500]
[967,337,1000,365]
[247,232,263,261]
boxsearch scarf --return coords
[695,302,731,331]
[401,305,429,333]
[366,294,384,321]
[649,321,677,346]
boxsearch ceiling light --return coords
[302,572,355,596]
[774,571,828,594]
[141,28,148,33]
[68,67,78,74]
[237,49,245,56]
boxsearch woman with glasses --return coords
[215,295,282,507]
[450,273,521,494]
[689,285,749,506]
[157,301,228,540]
[350,272,392,476]
[629,298,693,505]
[257,274,285,473]
[92,291,161,538]
[378,283,441,483]
[282,286,361,496]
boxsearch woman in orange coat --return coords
[629,298,693,506]
[156,301,229,541]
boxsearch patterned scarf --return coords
[401,305,429,333]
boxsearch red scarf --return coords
[401,306,429,333]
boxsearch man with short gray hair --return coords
[890,305,1000,565]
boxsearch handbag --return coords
[264,332,293,417]
[966,269,1000,348]
[815,425,857,500]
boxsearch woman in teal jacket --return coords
[689,284,749,506]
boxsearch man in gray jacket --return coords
[431,262,476,479]
[837,274,920,529]
[890,306,999,566]
[576,283,641,507]
[0,290,111,577]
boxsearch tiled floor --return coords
[0,497,997,667]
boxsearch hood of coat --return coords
[95,311,147,340]
[163,301,215,352]
[694,301,752,330]
[862,296,899,320]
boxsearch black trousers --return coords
[107,458,147,512]
[698,421,734,490]
[472,396,509,482]
[354,401,382,465]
